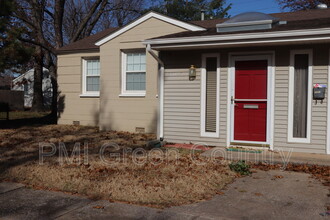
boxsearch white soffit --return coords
[95,12,206,46]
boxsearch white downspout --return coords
[147,44,164,66]
[327,49,330,154]
[147,44,164,140]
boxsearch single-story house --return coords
[12,68,52,108]
[57,8,330,154]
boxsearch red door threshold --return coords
[165,143,211,151]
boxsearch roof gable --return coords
[95,11,205,46]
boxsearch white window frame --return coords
[288,50,313,143]
[200,53,220,138]
[120,51,146,97]
[81,58,100,97]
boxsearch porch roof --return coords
[144,9,330,49]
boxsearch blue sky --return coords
[226,0,287,16]
[145,0,289,17]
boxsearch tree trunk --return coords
[13,0,135,115]
[44,51,58,123]
[49,63,58,122]
[31,46,45,112]
[54,0,65,48]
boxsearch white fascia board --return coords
[12,68,49,83]
[95,12,205,46]
[143,28,330,45]
[12,69,33,83]
[12,74,26,83]
[150,35,330,50]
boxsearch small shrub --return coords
[229,161,251,176]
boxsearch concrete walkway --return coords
[202,147,330,166]
[0,170,329,219]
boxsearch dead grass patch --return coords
[2,155,234,207]
[0,125,235,208]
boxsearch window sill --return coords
[119,93,146,97]
[201,132,219,138]
[80,93,100,98]
[287,137,310,144]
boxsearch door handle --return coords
[231,96,238,106]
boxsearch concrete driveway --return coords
[0,170,329,220]
[167,170,330,220]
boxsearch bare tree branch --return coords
[44,8,54,19]
[70,0,105,42]
[84,0,108,36]
[18,36,55,55]
[54,0,66,48]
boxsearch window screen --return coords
[293,54,309,138]
[205,57,217,132]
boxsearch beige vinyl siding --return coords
[163,69,226,146]
[57,52,100,126]
[163,49,228,146]
[99,17,187,133]
[273,46,329,154]
[162,45,329,154]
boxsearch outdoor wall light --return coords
[189,65,196,81]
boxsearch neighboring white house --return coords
[12,68,52,108]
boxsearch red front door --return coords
[234,60,268,142]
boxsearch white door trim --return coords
[228,52,275,147]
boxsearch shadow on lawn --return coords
[0,123,156,177]
[0,113,56,129]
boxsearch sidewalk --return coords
[202,147,330,166]
[1,168,329,219]
[0,182,193,220]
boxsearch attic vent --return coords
[217,12,284,33]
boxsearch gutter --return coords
[143,27,330,46]
[56,48,100,55]
[147,44,164,140]
[150,35,330,50]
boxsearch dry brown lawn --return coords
[0,125,235,208]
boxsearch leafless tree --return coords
[111,0,144,27]
[277,0,330,11]
[11,0,144,114]
[63,0,144,44]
